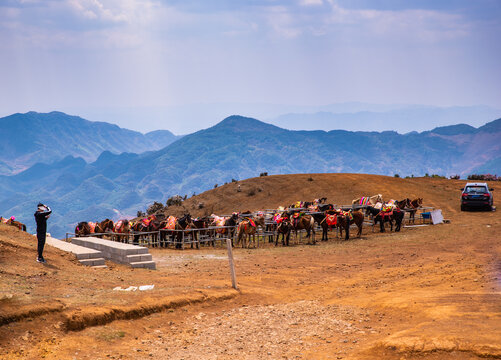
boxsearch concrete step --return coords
[46,236,103,260]
[126,253,153,263]
[71,237,156,269]
[79,257,106,267]
[91,265,108,269]
[130,261,156,270]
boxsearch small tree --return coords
[166,195,183,207]
[147,201,164,215]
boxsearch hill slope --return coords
[0,111,180,175]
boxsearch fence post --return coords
[226,239,238,290]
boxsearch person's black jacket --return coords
[34,206,52,235]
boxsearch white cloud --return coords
[300,0,323,6]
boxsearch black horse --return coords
[366,206,404,232]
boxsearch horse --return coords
[408,198,423,223]
[236,218,258,248]
[75,222,92,236]
[311,211,338,241]
[161,214,194,249]
[395,198,411,210]
[352,194,383,207]
[191,216,210,246]
[336,210,364,240]
[94,219,114,238]
[131,215,161,246]
[113,220,131,242]
[290,213,316,245]
[1,217,27,231]
[366,204,404,232]
[210,213,239,245]
[275,217,292,246]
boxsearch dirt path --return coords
[1,176,500,359]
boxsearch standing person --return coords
[34,203,52,263]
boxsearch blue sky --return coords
[1,0,500,133]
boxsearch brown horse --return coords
[161,214,194,249]
[336,210,364,240]
[210,213,239,245]
[236,216,265,248]
[113,220,131,242]
[75,222,92,236]
[236,218,257,248]
[408,198,423,223]
[1,217,27,231]
[291,213,316,244]
[94,219,114,238]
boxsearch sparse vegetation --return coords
[166,195,183,207]
[307,177,314,181]
[450,174,460,180]
[467,174,500,181]
[247,188,256,196]
[136,210,145,217]
[147,201,164,215]
[260,172,268,177]
[394,174,400,178]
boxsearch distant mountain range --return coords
[0,111,180,175]
[269,105,501,133]
[0,112,499,238]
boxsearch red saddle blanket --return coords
[326,214,337,226]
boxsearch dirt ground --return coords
[1,175,500,359]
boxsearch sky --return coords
[1,0,500,134]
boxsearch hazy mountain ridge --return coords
[270,105,501,133]
[0,111,180,175]
[0,114,499,238]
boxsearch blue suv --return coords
[460,182,494,211]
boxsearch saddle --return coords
[359,197,370,206]
[88,222,96,233]
[114,220,124,233]
[325,214,337,226]
[163,216,177,230]
[379,206,394,218]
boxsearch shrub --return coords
[166,195,183,207]
[231,178,237,183]
[214,184,218,188]
[467,174,499,181]
[247,188,256,196]
[450,175,460,180]
[307,177,314,181]
[147,201,164,215]
[394,174,400,178]
[260,172,268,177]
[136,210,145,217]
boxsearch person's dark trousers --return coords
[37,232,46,259]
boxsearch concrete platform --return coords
[46,237,107,268]
[71,237,156,270]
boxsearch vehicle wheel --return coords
[461,204,466,211]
